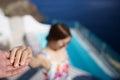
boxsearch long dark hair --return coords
[46,23,71,41]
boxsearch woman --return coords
[10,23,72,80]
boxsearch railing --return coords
[75,25,120,62]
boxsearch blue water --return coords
[36,32,111,80]
[29,0,120,54]
[66,36,111,80]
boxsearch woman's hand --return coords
[10,45,32,67]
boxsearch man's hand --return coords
[0,51,27,78]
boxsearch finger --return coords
[14,46,26,67]
[26,47,32,64]
[12,65,26,74]
[6,65,17,71]
[20,49,28,66]
[28,47,32,55]
[28,47,32,58]
[6,64,26,71]
[25,58,31,66]
[6,65,26,77]
[10,47,18,64]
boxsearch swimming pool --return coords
[36,31,112,80]
[66,35,111,80]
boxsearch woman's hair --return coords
[46,23,71,41]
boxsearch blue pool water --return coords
[66,36,111,80]
[36,32,111,80]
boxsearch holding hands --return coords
[0,45,32,78]
[10,45,32,67]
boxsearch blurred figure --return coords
[11,23,72,80]
[0,0,43,21]
[0,45,31,78]
[30,23,71,80]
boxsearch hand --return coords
[10,45,32,67]
[0,51,26,78]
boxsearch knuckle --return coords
[12,48,17,51]
[17,50,21,53]
[23,50,27,54]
